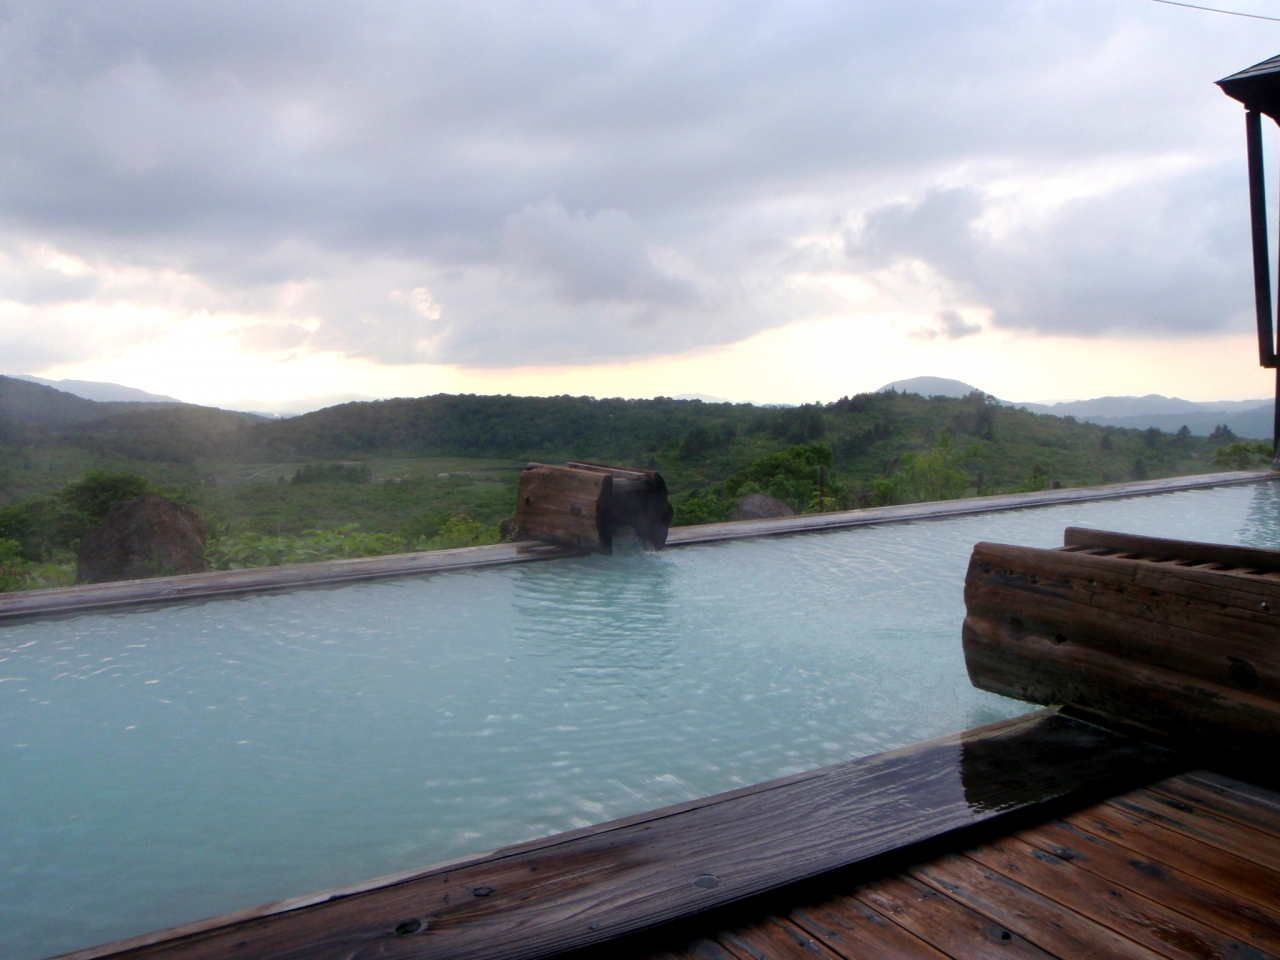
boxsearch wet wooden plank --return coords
[963,613,1280,760]
[851,875,1055,959]
[964,544,1280,692]
[789,894,952,960]
[966,836,1265,960]
[1062,528,1280,574]
[1016,818,1280,956]
[58,712,1173,960]
[717,916,845,960]
[911,853,1163,960]
[1105,789,1280,874]
[1187,771,1280,817]
[648,940,740,960]
[1064,803,1280,913]
[1151,775,1280,839]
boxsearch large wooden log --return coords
[514,464,612,552]
[965,541,1280,697]
[962,531,1280,762]
[963,613,1280,752]
[515,462,673,553]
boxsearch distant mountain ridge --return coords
[878,376,1273,440]
[0,376,265,426]
[12,375,181,404]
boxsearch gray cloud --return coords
[849,174,1252,337]
[501,200,695,307]
[0,0,1270,365]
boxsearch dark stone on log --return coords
[76,496,211,584]
[732,493,795,521]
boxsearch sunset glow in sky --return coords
[2,1,1278,410]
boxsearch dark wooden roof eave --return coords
[1218,53,1280,122]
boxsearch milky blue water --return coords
[2,480,1278,959]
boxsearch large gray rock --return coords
[732,493,795,521]
[76,496,211,584]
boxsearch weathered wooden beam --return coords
[964,614,1280,750]
[52,711,1173,960]
[1063,527,1280,574]
[965,542,1280,697]
[962,537,1280,760]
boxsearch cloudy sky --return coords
[1,0,1278,410]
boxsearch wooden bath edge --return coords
[1,469,1272,623]
[48,708,1181,960]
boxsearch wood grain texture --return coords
[1187,771,1280,817]
[54,712,1172,960]
[515,464,611,552]
[1106,789,1280,874]
[851,875,1055,959]
[962,614,1280,754]
[625,768,1280,960]
[964,542,1280,694]
[718,917,844,960]
[1063,526,1280,574]
[1152,775,1280,838]
[911,853,1165,960]
[965,836,1265,960]
[789,894,953,960]
[1063,802,1280,913]
[1015,817,1280,955]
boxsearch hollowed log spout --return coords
[515,461,673,553]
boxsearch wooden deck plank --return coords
[789,894,954,960]
[1106,789,1280,874]
[1063,803,1280,913]
[717,917,845,960]
[1187,771,1280,816]
[1151,776,1280,839]
[57,712,1172,960]
[648,940,740,960]
[1016,818,1280,956]
[965,836,1268,960]
[851,875,1057,959]
[911,853,1165,959]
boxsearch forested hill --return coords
[247,394,789,462]
[2,383,1259,499]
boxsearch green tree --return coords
[60,471,154,523]
[872,432,975,504]
[1212,440,1273,470]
